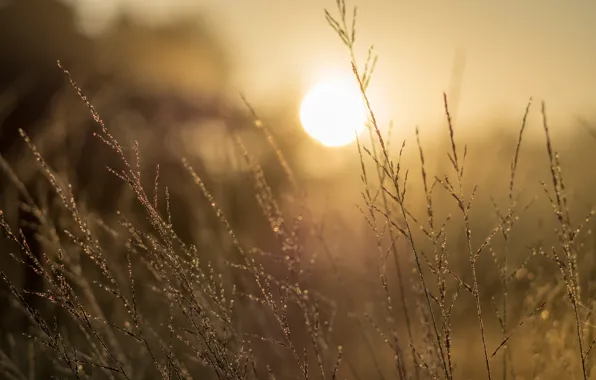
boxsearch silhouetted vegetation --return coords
[1,1,596,379]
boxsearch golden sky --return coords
[66,0,596,137]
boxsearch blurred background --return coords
[17,0,596,131]
[2,0,596,186]
[35,0,596,206]
[1,0,596,379]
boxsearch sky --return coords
[62,0,596,139]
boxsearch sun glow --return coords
[299,78,367,147]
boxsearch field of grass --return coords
[2,1,596,379]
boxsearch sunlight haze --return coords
[4,2,596,378]
[64,0,596,137]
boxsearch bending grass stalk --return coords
[325,1,421,377]
[541,102,588,380]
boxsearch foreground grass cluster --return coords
[1,1,596,379]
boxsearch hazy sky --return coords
[65,0,596,137]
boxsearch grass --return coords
[1,0,596,379]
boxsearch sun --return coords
[299,78,367,147]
